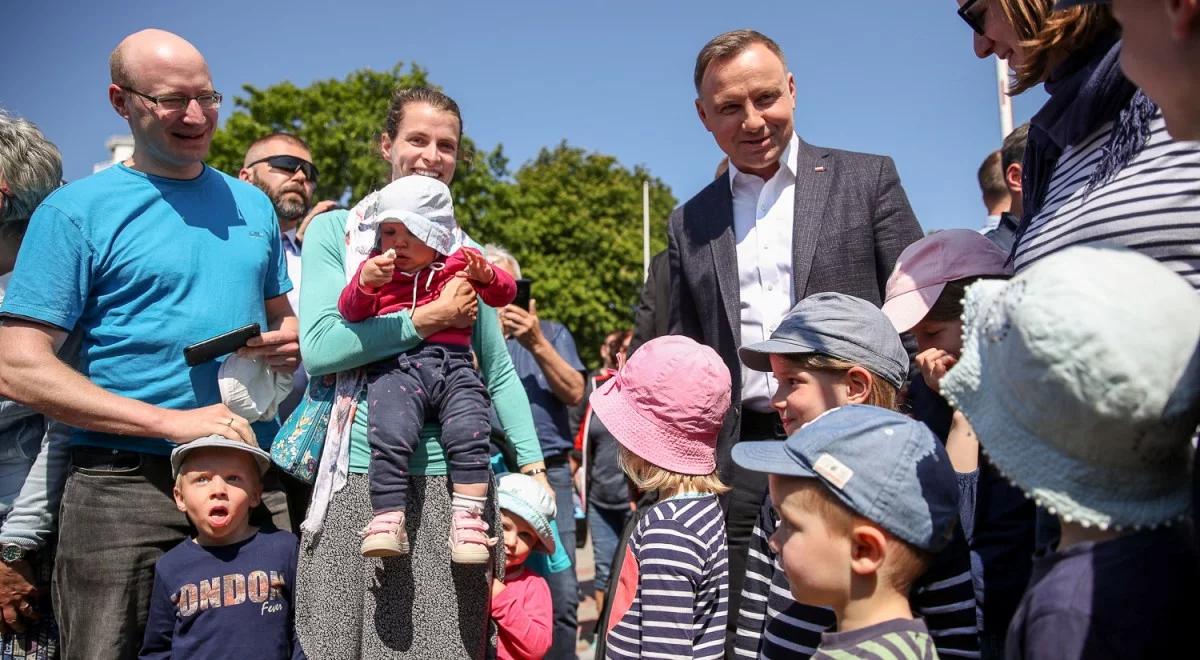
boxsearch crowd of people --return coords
[0,1,1197,658]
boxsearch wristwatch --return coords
[0,544,30,564]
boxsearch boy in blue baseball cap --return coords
[733,405,961,659]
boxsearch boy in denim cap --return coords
[733,405,960,659]
[942,246,1200,659]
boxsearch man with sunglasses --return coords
[0,29,299,659]
[239,133,337,316]
[239,134,336,519]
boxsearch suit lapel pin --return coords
[814,166,826,173]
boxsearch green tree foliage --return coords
[208,65,675,368]
[470,142,675,367]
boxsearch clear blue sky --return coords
[4,0,1047,232]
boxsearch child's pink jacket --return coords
[338,246,516,345]
[491,568,553,660]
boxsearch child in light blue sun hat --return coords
[941,245,1200,659]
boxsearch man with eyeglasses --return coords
[0,29,299,659]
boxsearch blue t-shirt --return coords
[0,164,291,454]
[505,320,585,458]
[140,529,304,660]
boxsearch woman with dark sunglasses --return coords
[953,2,1200,658]
[290,87,548,659]
[954,0,1200,288]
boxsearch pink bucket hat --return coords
[589,335,731,475]
[882,229,1012,333]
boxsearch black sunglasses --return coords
[958,0,987,36]
[247,155,318,182]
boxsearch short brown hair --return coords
[776,354,900,411]
[785,479,930,593]
[618,445,730,496]
[998,1,1118,93]
[693,29,787,94]
[978,150,1010,207]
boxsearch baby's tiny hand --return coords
[464,250,495,284]
[360,253,396,289]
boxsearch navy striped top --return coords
[1014,114,1200,289]
[604,493,728,660]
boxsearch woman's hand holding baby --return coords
[360,250,396,289]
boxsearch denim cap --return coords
[942,246,1200,531]
[497,472,557,554]
[171,435,272,479]
[738,292,909,389]
[732,405,960,552]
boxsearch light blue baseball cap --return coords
[732,405,960,553]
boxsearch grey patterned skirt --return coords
[295,473,503,659]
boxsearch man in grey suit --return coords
[667,29,923,630]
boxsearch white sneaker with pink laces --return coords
[449,506,495,564]
[360,510,409,558]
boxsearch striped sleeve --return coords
[733,497,776,657]
[911,525,981,658]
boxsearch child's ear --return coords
[173,484,188,514]
[844,366,874,405]
[849,523,887,577]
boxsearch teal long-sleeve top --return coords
[298,210,541,474]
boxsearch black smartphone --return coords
[183,323,262,366]
[513,278,533,311]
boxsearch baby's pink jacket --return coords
[338,246,516,345]
[492,567,553,660]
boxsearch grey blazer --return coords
[667,139,923,475]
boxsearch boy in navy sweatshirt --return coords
[140,435,304,659]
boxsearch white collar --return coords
[727,132,800,192]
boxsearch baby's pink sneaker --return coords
[360,510,409,558]
[449,506,495,564]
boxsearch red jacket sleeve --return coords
[337,261,381,322]
[491,573,553,660]
[459,247,517,308]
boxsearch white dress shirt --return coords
[281,229,302,317]
[729,132,799,411]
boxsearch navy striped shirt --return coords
[605,494,728,660]
[1014,114,1200,289]
[733,497,979,659]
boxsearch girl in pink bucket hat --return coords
[589,335,731,659]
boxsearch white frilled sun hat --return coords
[365,175,460,256]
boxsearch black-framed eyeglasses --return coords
[247,154,319,182]
[957,0,987,36]
[120,86,222,112]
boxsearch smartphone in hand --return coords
[183,323,261,366]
